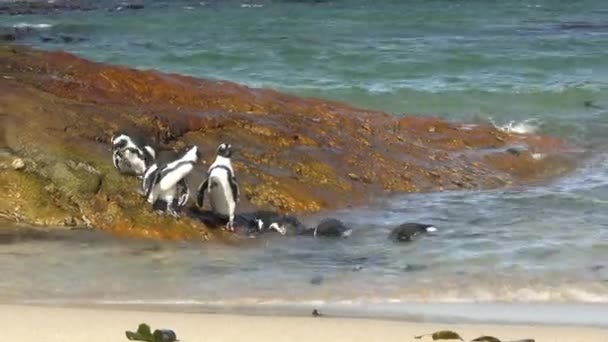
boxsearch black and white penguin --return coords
[250,210,307,236]
[388,223,437,242]
[196,143,239,230]
[145,145,200,217]
[141,150,177,196]
[111,132,156,177]
[304,218,353,238]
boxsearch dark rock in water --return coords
[304,218,352,238]
[403,264,427,272]
[0,1,97,15]
[0,27,36,42]
[310,275,323,285]
[559,22,608,31]
[590,264,605,272]
[584,100,605,110]
[40,35,88,44]
[389,223,437,242]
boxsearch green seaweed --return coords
[415,330,464,341]
[472,336,501,342]
[126,323,153,342]
[125,323,177,342]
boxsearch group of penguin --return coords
[111,132,438,241]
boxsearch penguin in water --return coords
[196,143,239,231]
[303,218,353,238]
[251,214,352,238]
[145,145,200,217]
[388,223,437,242]
[111,132,156,177]
[249,210,307,236]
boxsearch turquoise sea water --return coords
[2,0,608,324]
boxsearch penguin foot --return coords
[166,207,180,219]
[224,221,235,232]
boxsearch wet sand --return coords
[2,304,607,342]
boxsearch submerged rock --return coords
[0,45,581,241]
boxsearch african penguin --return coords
[197,143,239,231]
[145,145,200,217]
[250,210,307,236]
[305,218,353,238]
[141,150,178,196]
[111,132,156,177]
[388,223,437,242]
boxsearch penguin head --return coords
[111,133,130,151]
[217,143,233,158]
[181,144,201,163]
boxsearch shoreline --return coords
[2,304,607,342]
[5,300,608,329]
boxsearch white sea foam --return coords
[241,3,263,8]
[490,118,541,134]
[13,23,53,29]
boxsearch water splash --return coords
[489,118,542,134]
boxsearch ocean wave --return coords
[241,3,264,8]
[489,118,541,134]
[12,23,53,29]
[18,282,608,306]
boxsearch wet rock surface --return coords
[0,45,581,241]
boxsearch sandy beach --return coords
[2,304,607,342]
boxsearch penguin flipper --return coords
[197,178,209,208]
[158,163,193,192]
[230,176,239,203]
[145,169,161,203]
[176,179,190,208]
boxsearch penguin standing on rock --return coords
[145,145,200,217]
[197,143,239,231]
[389,223,437,242]
[111,132,156,177]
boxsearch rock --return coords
[0,1,98,15]
[0,44,580,241]
[47,162,102,200]
[347,173,360,181]
[11,158,25,170]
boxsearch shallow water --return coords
[2,0,608,324]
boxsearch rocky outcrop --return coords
[0,45,580,241]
